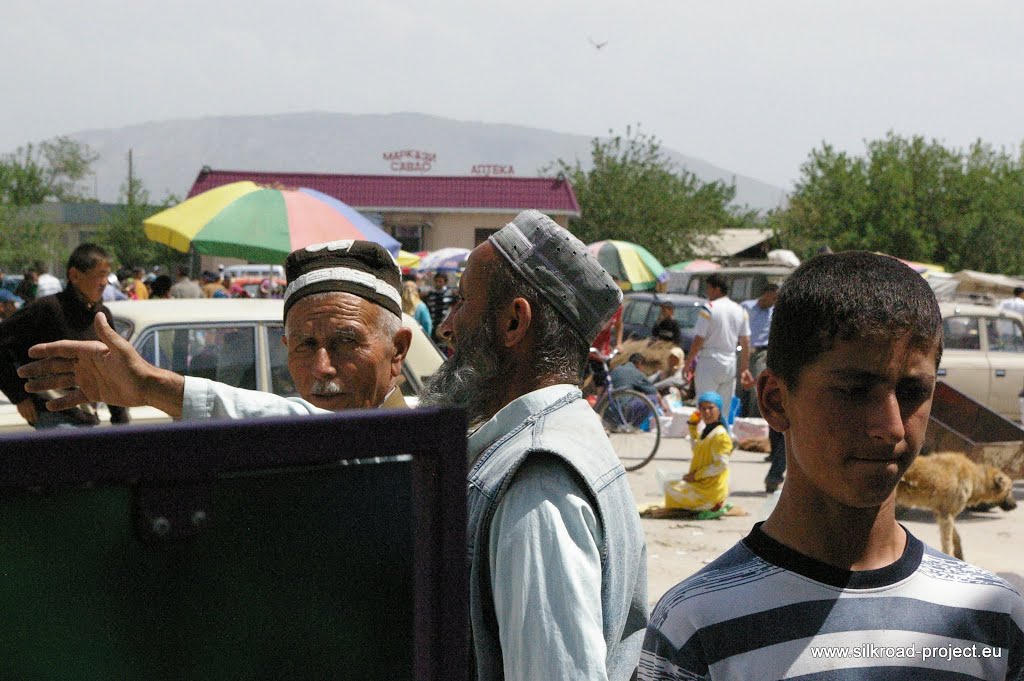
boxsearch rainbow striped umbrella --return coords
[143,181,400,262]
[586,240,667,291]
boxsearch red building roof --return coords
[188,168,580,215]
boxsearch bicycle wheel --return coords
[597,389,661,471]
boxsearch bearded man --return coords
[421,210,648,681]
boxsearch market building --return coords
[187,167,581,253]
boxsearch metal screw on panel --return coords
[151,517,171,536]
[191,510,208,528]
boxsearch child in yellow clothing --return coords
[665,391,732,511]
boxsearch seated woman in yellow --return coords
[665,391,732,511]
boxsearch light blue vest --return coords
[466,388,649,680]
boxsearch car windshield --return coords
[672,304,701,328]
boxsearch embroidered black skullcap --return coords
[283,240,402,320]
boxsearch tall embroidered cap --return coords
[489,210,622,342]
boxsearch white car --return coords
[0,299,445,431]
[939,301,1024,421]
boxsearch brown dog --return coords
[896,452,1017,560]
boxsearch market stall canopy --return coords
[587,240,666,291]
[690,228,774,258]
[144,181,400,263]
[952,270,1024,298]
[927,272,958,300]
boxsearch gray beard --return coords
[421,317,506,429]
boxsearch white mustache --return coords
[310,379,343,396]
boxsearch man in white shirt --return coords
[684,273,752,423]
[999,286,1024,316]
[34,261,63,297]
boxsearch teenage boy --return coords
[640,252,1024,680]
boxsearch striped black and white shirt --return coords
[641,523,1024,680]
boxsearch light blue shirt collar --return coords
[468,384,580,462]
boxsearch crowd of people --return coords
[584,272,782,512]
[4,211,1024,679]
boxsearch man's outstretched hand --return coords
[17,312,185,418]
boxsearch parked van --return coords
[675,263,794,301]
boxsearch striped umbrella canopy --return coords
[586,240,667,291]
[396,250,421,272]
[143,181,400,263]
[417,248,471,273]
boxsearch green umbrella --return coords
[586,240,666,291]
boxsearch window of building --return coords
[390,225,424,253]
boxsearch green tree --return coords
[0,205,67,271]
[547,126,759,265]
[0,136,97,270]
[93,176,187,270]
[772,133,1024,274]
[0,136,98,205]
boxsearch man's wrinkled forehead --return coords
[284,290,380,332]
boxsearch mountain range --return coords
[56,112,787,211]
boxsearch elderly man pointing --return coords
[19,240,411,417]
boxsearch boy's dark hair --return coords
[706,273,728,294]
[1014,286,1024,297]
[67,243,109,273]
[762,283,780,294]
[767,251,942,387]
[628,352,646,365]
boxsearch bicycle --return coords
[587,348,661,472]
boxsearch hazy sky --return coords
[4,0,1023,189]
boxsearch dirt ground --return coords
[628,435,1024,608]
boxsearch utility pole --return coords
[127,148,134,207]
